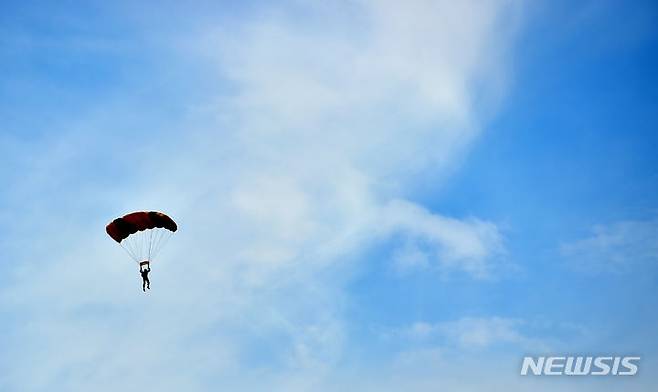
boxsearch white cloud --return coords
[383,199,507,278]
[0,1,523,390]
[561,217,658,273]
[406,317,547,351]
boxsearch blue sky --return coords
[1,1,657,391]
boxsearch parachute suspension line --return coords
[119,243,129,260]
[144,230,150,260]
[149,228,162,262]
[142,231,148,260]
[151,229,173,261]
[117,228,173,264]
[130,233,140,261]
[106,211,177,265]
[150,228,164,261]
[124,236,133,260]
[122,237,133,260]
[132,234,140,260]
[135,237,141,261]
[155,231,172,260]
[154,228,163,255]
[155,228,167,257]
[130,235,136,261]
[141,231,148,261]
[119,239,138,262]
[147,228,154,262]
[129,232,144,262]
[136,231,143,261]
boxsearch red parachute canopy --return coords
[106,211,177,263]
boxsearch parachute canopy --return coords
[106,211,177,263]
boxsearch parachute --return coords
[106,211,177,264]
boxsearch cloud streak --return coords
[561,217,658,273]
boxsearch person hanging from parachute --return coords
[140,261,151,291]
[106,211,177,292]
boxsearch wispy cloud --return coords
[383,200,507,278]
[561,217,658,273]
[395,317,551,351]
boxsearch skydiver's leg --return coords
[146,278,150,289]
[143,279,146,291]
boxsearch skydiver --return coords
[140,265,151,292]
